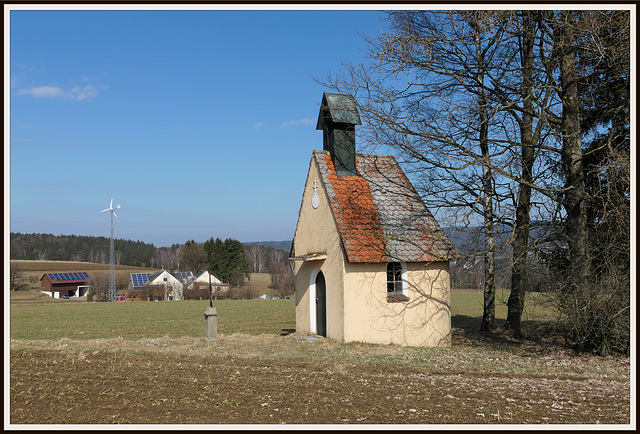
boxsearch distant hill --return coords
[444,223,554,256]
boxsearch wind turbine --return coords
[101,198,121,302]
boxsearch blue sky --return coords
[7,6,389,247]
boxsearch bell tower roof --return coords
[316,93,361,130]
[316,93,361,177]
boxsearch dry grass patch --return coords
[10,334,630,425]
[9,278,631,425]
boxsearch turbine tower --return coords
[101,198,120,302]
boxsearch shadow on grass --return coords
[280,329,296,336]
[452,314,566,351]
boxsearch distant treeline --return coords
[10,232,159,267]
[9,232,293,270]
[244,240,292,252]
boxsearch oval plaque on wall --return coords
[312,179,320,209]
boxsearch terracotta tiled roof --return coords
[316,151,387,262]
[315,150,455,263]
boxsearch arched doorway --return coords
[309,268,327,337]
[315,271,327,337]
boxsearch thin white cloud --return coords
[17,84,101,101]
[253,122,265,129]
[18,86,64,98]
[71,85,98,101]
[11,72,25,89]
[279,118,314,128]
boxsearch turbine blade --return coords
[101,208,109,213]
[113,211,118,218]
[110,198,113,209]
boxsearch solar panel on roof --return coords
[174,272,193,280]
[131,273,151,287]
[48,272,89,281]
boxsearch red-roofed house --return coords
[291,93,456,347]
[40,272,91,298]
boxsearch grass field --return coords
[8,262,631,426]
[9,289,548,340]
[10,298,296,340]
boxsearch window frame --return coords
[386,262,409,302]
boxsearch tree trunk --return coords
[506,12,536,337]
[472,20,496,333]
[556,11,589,287]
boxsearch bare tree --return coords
[318,9,629,341]
[28,274,39,289]
[88,273,109,302]
[319,10,520,332]
[269,248,285,267]
[468,13,497,332]
[247,244,264,273]
[10,263,29,291]
[540,10,630,354]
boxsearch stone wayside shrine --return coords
[290,93,456,347]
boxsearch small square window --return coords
[387,262,403,293]
[386,262,409,302]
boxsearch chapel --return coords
[291,93,456,347]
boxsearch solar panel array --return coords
[131,273,151,287]
[48,272,89,281]
[174,271,193,280]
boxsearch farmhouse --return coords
[40,272,91,298]
[128,270,193,301]
[187,270,230,297]
[291,93,456,347]
[189,270,223,287]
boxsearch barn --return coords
[291,93,456,347]
[40,272,91,298]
